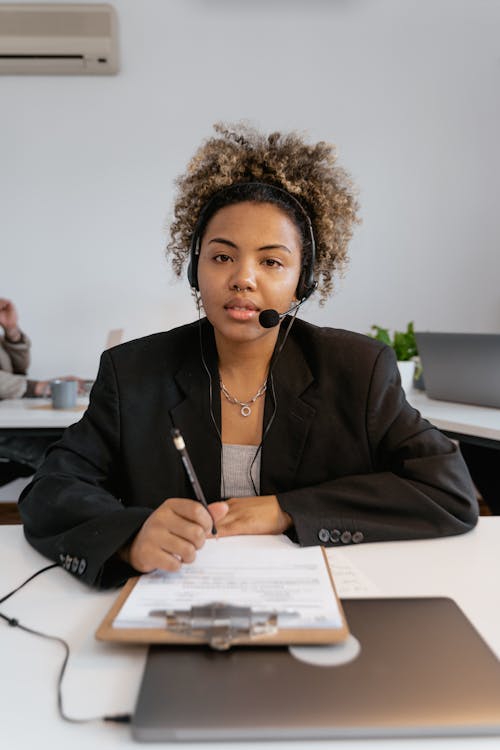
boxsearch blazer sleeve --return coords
[18,350,152,588]
[277,345,479,547]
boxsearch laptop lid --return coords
[131,598,500,741]
[415,332,500,408]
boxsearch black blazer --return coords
[19,318,478,588]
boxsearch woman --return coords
[19,124,478,588]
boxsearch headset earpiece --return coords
[187,221,201,291]
[295,212,317,301]
[296,258,316,301]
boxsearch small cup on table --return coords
[50,379,78,409]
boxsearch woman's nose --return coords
[228,261,257,291]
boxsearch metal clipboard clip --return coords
[149,601,281,651]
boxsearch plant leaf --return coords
[369,325,392,347]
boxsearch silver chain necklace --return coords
[219,379,267,417]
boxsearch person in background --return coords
[1,297,37,399]
[0,297,84,485]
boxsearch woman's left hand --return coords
[215,495,292,537]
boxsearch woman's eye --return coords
[214,254,232,263]
[262,258,283,268]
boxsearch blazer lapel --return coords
[261,328,316,494]
[169,322,222,503]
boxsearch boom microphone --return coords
[258,299,304,328]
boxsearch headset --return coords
[187,182,317,303]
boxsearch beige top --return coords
[0,331,31,399]
[221,443,261,498]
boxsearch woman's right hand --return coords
[124,498,229,573]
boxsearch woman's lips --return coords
[224,306,258,321]
[224,300,259,321]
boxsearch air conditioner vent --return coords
[0,3,119,75]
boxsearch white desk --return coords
[0,397,87,435]
[408,391,500,446]
[1,393,499,445]
[1,520,499,749]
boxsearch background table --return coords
[0,397,87,438]
[1,519,499,749]
[408,391,500,448]
[2,392,499,445]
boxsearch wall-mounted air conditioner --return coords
[0,3,119,74]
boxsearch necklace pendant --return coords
[240,405,251,417]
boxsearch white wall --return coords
[2,0,499,379]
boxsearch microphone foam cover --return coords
[259,309,280,328]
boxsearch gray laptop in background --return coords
[131,598,500,741]
[415,332,500,408]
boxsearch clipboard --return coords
[96,545,349,650]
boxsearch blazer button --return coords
[78,559,87,576]
[59,553,65,565]
[71,557,79,573]
[352,531,364,544]
[318,528,330,543]
[340,531,352,544]
[329,529,341,543]
[64,555,72,570]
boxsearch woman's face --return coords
[197,201,302,345]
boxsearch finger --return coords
[137,501,208,554]
[128,533,184,573]
[213,505,245,535]
[139,516,201,562]
[135,545,184,574]
[165,498,215,534]
[159,530,198,564]
[156,552,183,572]
[208,502,229,534]
[214,502,269,536]
[213,517,244,537]
[163,514,207,551]
[209,501,229,524]
[131,526,200,570]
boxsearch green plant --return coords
[369,321,418,362]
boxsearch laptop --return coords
[131,598,500,741]
[415,332,500,408]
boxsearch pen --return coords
[171,427,217,535]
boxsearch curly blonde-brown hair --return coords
[167,122,360,302]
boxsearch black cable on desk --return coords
[0,562,58,604]
[0,564,131,725]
